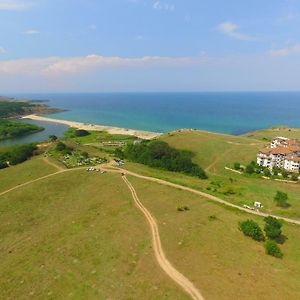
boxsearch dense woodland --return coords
[121,140,207,179]
[0,120,43,141]
[0,143,37,169]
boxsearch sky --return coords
[0,0,300,92]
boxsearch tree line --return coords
[116,140,207,179]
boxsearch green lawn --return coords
[0,170,188,300]
[129,175,300,300]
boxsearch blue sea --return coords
[1,92,300,146]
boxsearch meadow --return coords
[129,175,300,300]
[0,168,188,300]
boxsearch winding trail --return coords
[116,168,300,226]
[122,175,204,300]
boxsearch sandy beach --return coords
[22,114,162,140]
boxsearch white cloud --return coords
[0,0,32,11]
[217,21,256,41]
[23,29,40,35]
[153,1,175,11]
[0,54,208,76]
[269,44,300,57]
[0,46,6,54]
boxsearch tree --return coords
[81,151,89,159]
[264,216,282,240]
[263,168,271,177]
[114,148,125,160]
[291,173,299,182]
[281,169,288,179]
[56,142,67,151]
[264,240,283,258]
[245,164,255,174]
[49,135,58,142]
[234,162,241,170]
[274,191,289,208]
[239,219,265,241]
[74,129,90,137]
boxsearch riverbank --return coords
[22,115,162,140]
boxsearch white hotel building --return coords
[257,137,300,173]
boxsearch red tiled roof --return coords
[285,156,300,162]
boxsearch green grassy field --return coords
[129,175,300,300]
[149,130,300,219]
[0,170,188,299]
[0,157,59,193]
[243,126,300,141]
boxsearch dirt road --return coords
[122,175,204,300]
[118,168,300,226]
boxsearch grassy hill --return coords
[0,165,188,299]
[1,127,300,299]
[129,175,300,300]
[243,126,300,141]
[150,130,300,219]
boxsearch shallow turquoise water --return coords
[3,92,300,146]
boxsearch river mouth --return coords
[0,119,69,147]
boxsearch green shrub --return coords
[274,191,289,208]
[264,216,282,240]
[245,164,255,174]
[264,240,283,258]
[0,161,8,169]
[263,168,271,177]
[234,162,241,170]
[239,219,264,241]
[291,173,299,181]
[74,129,90,137]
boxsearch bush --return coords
[234,162,241,170]
[74,129,90,137]
[124,140,207,179]
[49,135,58,142]
[264,240,283,258]
[274,191,289,208]
[291,173,299,181]
[281,169,288,178]
[245,164,255,174]
[0,161,8,169]
[263,168,271,177]
[264,216,282,240]
[177,206,190,212]
[239,219,265,241]
[56,142,67,151]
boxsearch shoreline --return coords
[22,114,162,140]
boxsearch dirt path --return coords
[122,175,204,300]
[42,157,65,171]
[116,168,300,226]
[0,167,85,197]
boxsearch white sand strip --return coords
[22,114,162,140]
